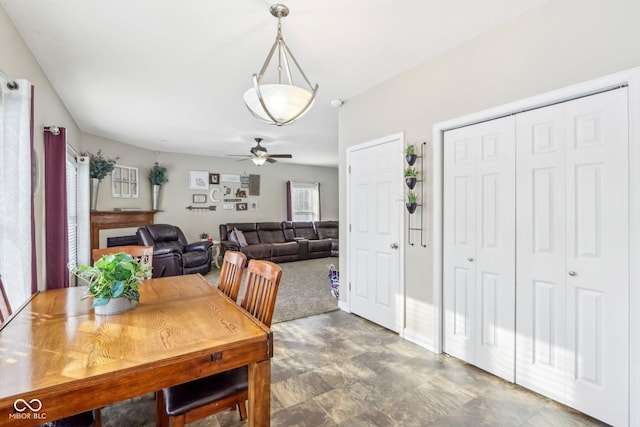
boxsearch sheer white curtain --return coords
[0,79,32,308]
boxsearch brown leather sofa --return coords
[219,221,338,262]
[136,224,213,278]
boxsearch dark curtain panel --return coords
[44,127,69,289]
[286,181,292,221]
[29,85,37,294]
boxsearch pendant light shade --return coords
[243,84,315,125]
[244,4,318,126]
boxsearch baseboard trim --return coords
[402,328,436,353]
[338,300,350,312]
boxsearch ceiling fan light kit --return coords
[243,4,319,126]
[228,138,293,166]
[252,156,268,166]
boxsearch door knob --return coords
[568,271,576,276]
[467,257,474,262]
[390,243,399,249]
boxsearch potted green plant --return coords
[199,232,210,241]
[404,167,418,189]
[405,144,417,165]
[82,149,119,210]
[148,162,169,210]
[406,191,418,214]
[70,252,151,315]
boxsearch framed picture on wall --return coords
[249,200,259,211]
[192,194,207,203]
[189,170,209,190]
[209,173,220,185]
[236,202,248,211]
[221,173,240,183]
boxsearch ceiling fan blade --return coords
[236,158,252,162]
[227,154,252,157]
[266,158,278,164]
[266,154,292,159]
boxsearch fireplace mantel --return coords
[90,210,157,249]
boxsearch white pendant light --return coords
[243,4,318,126]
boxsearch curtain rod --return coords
[0,68,19,90]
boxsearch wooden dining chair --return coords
[1,275,100,426]
[217,251,247,302]
[92,245,154,266]
[156,260,282,427]
[0,274,13,324]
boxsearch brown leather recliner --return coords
[136,224,213,278]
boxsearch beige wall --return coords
[338,0,640,344]
[1,4,337,292]
[80,133,338,243]
[1,6,82,289]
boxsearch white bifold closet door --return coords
[443,115,516,382]
[515,88,629,427]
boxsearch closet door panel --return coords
[517,88,629,426]
[515,103,566,402]
[444,116,515,381]
[444,133,477,363]
[474,118,516,382]
[564,88,629,427]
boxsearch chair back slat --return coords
[92,245,154,272]
[239,260,282,327]
[217,251,247,302]
[0,275,13,324]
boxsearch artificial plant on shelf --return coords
[404,166,418,189]
[70,252,151,315]
[148,162,169,210]
[405,144,417,165]
[82,149,119,210]
[406,190,418,214]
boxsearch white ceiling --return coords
[2,0,548,167]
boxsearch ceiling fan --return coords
[228,138,293,165]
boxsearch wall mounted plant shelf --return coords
[406,141,427,247]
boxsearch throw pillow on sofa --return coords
[232,228,248,247]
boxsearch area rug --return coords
[205,257,339,323]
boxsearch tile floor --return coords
[102,310,608,426]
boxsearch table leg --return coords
[248,359,271,426]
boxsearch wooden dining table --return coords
[0,274,273,426]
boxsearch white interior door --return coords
[348,135,403,332]
[514,100,567,403]
[516,88,629,426]
[443,116,516,381]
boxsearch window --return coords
[287,181,320,221]
[112,164,139,198]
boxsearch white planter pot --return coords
[94,297,138,316]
